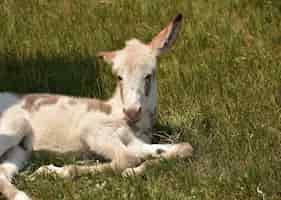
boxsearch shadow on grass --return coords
[0,52,115,99]
[28,149,110,170]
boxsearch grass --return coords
[0,0,281,199]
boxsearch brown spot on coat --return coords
[156,149,165,154]
[68,99,77,105]
[34,96,58,110]
[118,82,124,103]
[144,76,151,97]
[22,94,58,112]
[87,99,112,115]
[149,108,157,126]
[145,70,156,97]
[22,94,45,111]
[144,79,150,97]
[21,94,111,114]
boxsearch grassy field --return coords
[0,0,281,199]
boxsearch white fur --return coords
[13,192,31,200]
[0,14,192,199]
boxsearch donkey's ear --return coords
[97,51,117,64]
[148,14,182,56]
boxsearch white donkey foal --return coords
[0,14,192,200]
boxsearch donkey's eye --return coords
[145,74,151,80]
[117,76,123,81]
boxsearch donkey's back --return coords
[0,93,113,153]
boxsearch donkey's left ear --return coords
[97,51,117,64]
[148,14,183,56]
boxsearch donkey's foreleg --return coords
[122,159,161,177]
[81,124,152,171]
[0,109,33,199]
[127,138,193,160]
[81,127,143,170]
[122,143,193,177]
[123,139,193,176]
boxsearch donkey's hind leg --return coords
[0,145,31,200]
[0,107,33,157]
[0,109,33,199]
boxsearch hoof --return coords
[165,143,193,159]
[13,191,31,200]
[121,168,136,177]
[30,164,70,178]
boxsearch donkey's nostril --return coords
[123,107,142,122]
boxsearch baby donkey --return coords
[0,14,192,200]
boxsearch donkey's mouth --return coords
[123,116,141,125]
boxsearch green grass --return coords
[1,0,281,199]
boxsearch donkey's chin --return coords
[124,116,141,125]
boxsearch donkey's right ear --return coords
[148,14,183,56]
[97,51,117,64]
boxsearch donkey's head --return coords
[98,14,182,123]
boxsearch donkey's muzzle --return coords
[123,107,142,123]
